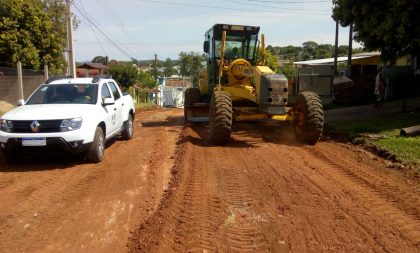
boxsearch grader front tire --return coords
[293,91,324,145]
[209,91,232,145]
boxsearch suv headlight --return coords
[61,117,83,131]
[0,119,13,133]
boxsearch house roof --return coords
[293,52,380,65]
[77,62,109,69]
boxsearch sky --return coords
[72,0,359,62]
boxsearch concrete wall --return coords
[0,76,45,105]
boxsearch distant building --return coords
[76,63,109,77]
[158,77,191,107]
[293,52,420,104]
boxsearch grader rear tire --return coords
[293,91,324,145]
[209,91,232,144]
[184,88,201,121]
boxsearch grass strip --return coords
[328,111,420,164]
[135,103,159,110]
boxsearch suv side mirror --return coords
[17,99,25,106]
[102,97,115,105]
[203,41,209,53]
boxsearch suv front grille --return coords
[12,120,63,133]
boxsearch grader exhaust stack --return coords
[184,24,324,144]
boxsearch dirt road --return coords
[0,109,182,252]
[0,109,418,252]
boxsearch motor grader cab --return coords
[184,24,324,145]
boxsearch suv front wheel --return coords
[121,114,134,140]
[88,127,105,163]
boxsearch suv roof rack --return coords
[45,76,73,84]
[92,75,112,83]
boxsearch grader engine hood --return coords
[259,73,289,115]
[253,66,289,115]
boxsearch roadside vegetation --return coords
[0,0,70,73]
[328,111,420,165]
[135,103,158,111]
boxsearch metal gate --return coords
[297,65,334,104]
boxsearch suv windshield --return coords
[26,84,98,105]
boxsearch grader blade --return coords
[184,103,209,122]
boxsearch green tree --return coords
[278,64,296,80]
[263,50,280,72]
[138,70,156,89]
[279,45,303,61]
[92,56,108,65]
[332,0,420,63]
[179,52,204,86]
[163,58,177,77]
[315,44,334,59]
[337,45,349,56]
[0,0,67,73]
[109,62,138,90]
[302,41,319,51]
[148,60,163,78]
[352,47,364,54]
[267,42,367,62]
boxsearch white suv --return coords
[0,76,135,163]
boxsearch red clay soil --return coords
[0,109,418,252]
[0,109,182,252]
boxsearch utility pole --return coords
[347,23,353,77]
[17,62,24,100]
[333,21,339,76]
[66,0,76,77]
[154,53,158,78]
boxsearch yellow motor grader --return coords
[184,24,324,145]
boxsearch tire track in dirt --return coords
[212,155,271,252]
[0,109,183,253]
[313,144,420,217]
[0,162,104,251]
[297,145,420,246]
[128,117,419,253]
[232,142,376,252]
[233,124,419,252]
[246,143,398,251]
[157,142,226,252]
[129,125,273,252]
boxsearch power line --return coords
[99,0,146,52]
[77,0,108,56]
[234,0,330,3]
[73,3,134,58]
[223,0,330,12]
[138,0,330,15]
[97,0,125,31]
[72,1,140,59]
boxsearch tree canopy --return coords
[92,56,108,65]
[266,41,364,62]
[138,70,156,89]
[332,0,420,63]
[178,52,204,86]
[163,58,177,77]
[0,0,68,73]
[108,62,138,90]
